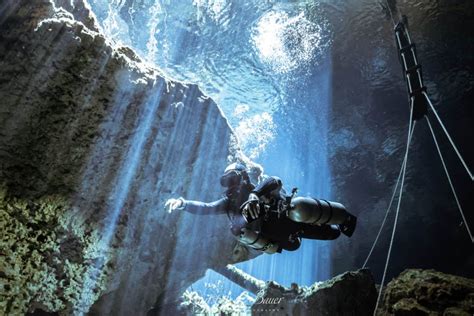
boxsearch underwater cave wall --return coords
[326,0,473,281]
[0,1,255,314]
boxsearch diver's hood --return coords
[220,163,247,187]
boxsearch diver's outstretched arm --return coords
[183,198,229,215]
[165,197,229,215]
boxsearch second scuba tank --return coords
[289,197,349,225]
[238,228,279,254]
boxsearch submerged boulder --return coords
[251,269,377,316]
[379,269,474,315]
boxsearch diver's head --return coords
[220,162,249,187]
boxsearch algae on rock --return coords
[0,188,111,314]
[379,269,474,315]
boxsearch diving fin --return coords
[339,214,357,237]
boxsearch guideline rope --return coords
[384,0,397,27]
[373,104,416,315]
[362,122,415,269]
[423,92,473,181]
[426,117,474,242]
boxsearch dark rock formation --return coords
[251,269,377,316]
[379,269,474,316]
[0,0,259,314]
[53,0,100,31]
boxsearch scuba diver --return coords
[165,163,357,254]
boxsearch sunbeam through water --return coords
[85,0,334,308]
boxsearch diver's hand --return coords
[165,198,184,213]
[243,193,260,220]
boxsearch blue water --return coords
[88,0,335,305]
[190,57,334,302]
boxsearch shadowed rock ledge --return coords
[178,269,377,316]
[179,269,473,315]
[251,269,376,316]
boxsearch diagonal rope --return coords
[383,0,396,27]
[423,92,473,181]
[373,104,416,315]
[362,122,415,269]
[426,117,474,243]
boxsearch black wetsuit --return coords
[182,176,341,251]
[182,181,254,217]
[251,176,341,251]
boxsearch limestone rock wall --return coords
[0,1,256,314]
